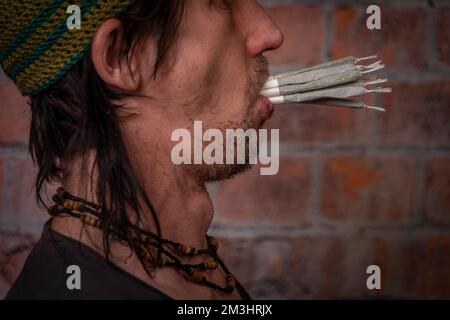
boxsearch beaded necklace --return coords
[48,187,236,294]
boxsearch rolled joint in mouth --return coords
[261,55,391,112]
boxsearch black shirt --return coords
[6,220,250,300]
[5,220,171,299]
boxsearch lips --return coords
[258,95,275,120]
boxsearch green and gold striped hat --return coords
[0,0,133,95]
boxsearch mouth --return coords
[257,94,275,121]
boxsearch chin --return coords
[194,163,254,183]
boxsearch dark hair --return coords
[29,0,185,272]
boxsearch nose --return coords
[244,2,284,57]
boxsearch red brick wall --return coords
[1,0,450,299]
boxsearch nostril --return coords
[265,27,284,52]
[273,28,284,51]
[246,27,285,57]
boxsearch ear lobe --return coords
[91,18,140,91]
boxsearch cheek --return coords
[155,44,234,116]
[168,61,221,113]
[170,4,248,110]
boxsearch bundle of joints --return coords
[262,55,391,112]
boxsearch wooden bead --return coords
[158,257,166,267]
[226,275,236,288]
[205,260,218,270]
[139,234,148,243]
[80,214,89,224]
[63,200,80,211]
[207,236,219,249]
[182,245,196,255]
[191,271,205,283]
[143,251,153,261]
[80,214,100,227]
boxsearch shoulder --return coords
[5,233,67,299]
[6,221,172,300]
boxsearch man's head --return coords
[90,0,283,181]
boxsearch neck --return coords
[139,164,214,250]
[60,150,214,251]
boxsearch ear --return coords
[91,19,140,91]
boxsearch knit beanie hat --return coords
[0,0,133,95]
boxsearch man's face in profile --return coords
[121,0,283,181]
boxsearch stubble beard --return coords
[193,56,270,183]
